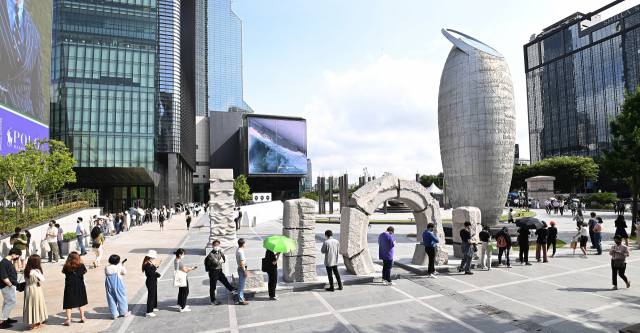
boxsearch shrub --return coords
[62,232,77,241]
[586,204,603,209]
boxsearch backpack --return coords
[497,235,507,248]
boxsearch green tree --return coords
[419,172,444,189]
[599,86,640,228]
[587,192,618,205]
[508,157,598,193]
[7,141,44,213]
[34,139,76,205]
[233,175,251,205]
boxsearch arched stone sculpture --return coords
[340,174,448,275]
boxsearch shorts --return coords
[580,236,588,248]
[159,221,164,227]
[18,249,26,260]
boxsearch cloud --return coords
[303,55,444,182]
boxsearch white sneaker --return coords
[434,271,440,275]
[583,256,588,259]
[153,309,159,312]
[498,264,504,268]
[179,307,191,312]
[388,281,396,286]
[146,313,156,318]
[381,280,389,285]
[427,274,437,279]
[488,267,493,271]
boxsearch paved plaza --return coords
[4,208,640,332]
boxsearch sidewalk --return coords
[5,211,199,332]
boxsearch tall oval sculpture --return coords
[438,28,516,226]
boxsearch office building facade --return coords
[525,2,640,163]
[50,0,196,211]
[194,0,254,200]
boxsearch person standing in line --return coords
[105,255,130,319]
[422,223,440,278]
[143,250,162,317]
[559,201,564,216]
[321,230,344,289]
[496,227,512,268]
[55,224,66,260]
[582,202,586,212]
[574,210,584,231]
[615,215,630,247]
[233,208,240,231]
[25,230,32,258]
[615,202,619,215]
[62,252,88,325]
[9,227,27,270]
[458,222,476,274]
[159,210,165,231]
[593,217,604,255]
[174,248,195,312]
[0,248,21,329]
[114,213,121,234]
[508,209,514,223]
[76,217,88,256]
[479,226,492,270]
[535,222,549,263]
[515,227,532,266]
[588,212,597,249]
[547,221,558,258]
[23,254,48,330]
[236,239,249,305]
[107,214,115,236]
[125,211,131,231]
[610,235,631,290]
[45,221,60,263]
[378,226,396,284]
[263,248,280,301]
[205,240,234,305]
[573,223,590,259]
[185,209,192,230]
[91,226,105,268]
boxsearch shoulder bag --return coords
[173,263,188,288]
[613,245,626,268]
[16,273,26,292]
[40,239,51,253]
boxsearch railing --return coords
[0,188,99,236]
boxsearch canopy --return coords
[427,183,443,194]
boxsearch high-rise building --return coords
[194,0,253,199]
[50,0,196,210]
[306,159,313,192]
[525,2,640,163]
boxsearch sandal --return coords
[63,321,71,326]
[81,317,87,323]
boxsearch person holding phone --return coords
[142,250,162,318]
[174,248,195,312]
[105,255,130,319]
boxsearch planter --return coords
[62,238,81,256]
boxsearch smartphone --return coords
[122,259,128,264]
[193,266,198,269]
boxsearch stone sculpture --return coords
[438,28,516,226]
[451,207,481,258]
[340,173,448,275]
[207,169,237,253]
[282,199,317,282]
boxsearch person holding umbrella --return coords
[262,235,296,300]
[515,226,532,266]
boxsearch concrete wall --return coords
[0,207,101,257]
[240,201,284,227]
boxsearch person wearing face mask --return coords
[0,248,22,329]
[204,241,234,305]
[174,248,195,312]
[610,235,631,290]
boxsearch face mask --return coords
[615,241,622,245]
[213,247,220,252]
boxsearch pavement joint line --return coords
[311,291,360,333]
[543,260,610,278]
[236,311,332,330]
[389,284,484,333]
[337,293,443,313]
[227,292,239,333]
[249,226,264,241]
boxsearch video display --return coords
[248,117,307,175]
[0,0,52,155]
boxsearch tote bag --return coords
[40,239,51,252]
[487,242,498,251]
[173,266,187,288]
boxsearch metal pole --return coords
[416,173,420,182]
[344,174,348,206]
[329,177,334,214]
[384,200,387,214]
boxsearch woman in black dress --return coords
[62,252,88,325]
[263,249,280,300]
[615,215,630,247]
[143,250,162,317]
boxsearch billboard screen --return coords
[248,117,307,175]
[0,0,52,154]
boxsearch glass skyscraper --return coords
[50,0,196,210]
[525,3,640,163]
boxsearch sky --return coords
[233,0,640,185]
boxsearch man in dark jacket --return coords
[205,240,234,305]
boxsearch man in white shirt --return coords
[76,217,87,256]
[45,220,59,263]
[235,238,248,305]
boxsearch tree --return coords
[233,175,251,205]
[7,141,44,213]
[419,172,444,189]
[34,139,76,205]
[508,157,598,193]
[587,192,618,205]
[599,86,640,230]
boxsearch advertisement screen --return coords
[248,117,307,175]
[0,0,52,155]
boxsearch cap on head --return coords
[550,221,556,226]
[145,250,157,259]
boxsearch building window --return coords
[196,145,198,149]
[194,175,199,178]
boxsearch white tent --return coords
[427,183,443,194]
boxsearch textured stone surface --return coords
[339,207,370,258]
[232,269,265,289]
[342,251,375,276]
[282,199,317,282]
[451,207,481,258]
[398,179,430,212]
[209,189,234,201]
[208,169,237,252]
[438,37,516,227]
[348,175,399,215]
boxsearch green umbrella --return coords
[263,235,297,253]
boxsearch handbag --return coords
[472,243,478,253]
[261,258,269,272]
[613,258,626,267]
[173,264,188,288]
[41,239,51,253]
[16,274,26,292]
[487,242,497,251]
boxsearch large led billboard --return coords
[0,0,51,155]
[248,116,307,175]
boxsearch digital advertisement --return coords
[248,117,307,175]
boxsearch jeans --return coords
[498,247,510,266]
[382,260,393,282]
[77,234,87,254]
[326,266,342,289]
[237,267,246,302]
[116,222,121,234]
[595,232,603,254]
[612,260,628,286]
[209,270,233,302]
[47,241,60,261]
[547,238,557,255]
[425,246,436,274]
[589,228,596,248]
[460,254,473,272]
[177,281,189,309]
[57,240,64,258]
[0,286,17,321]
